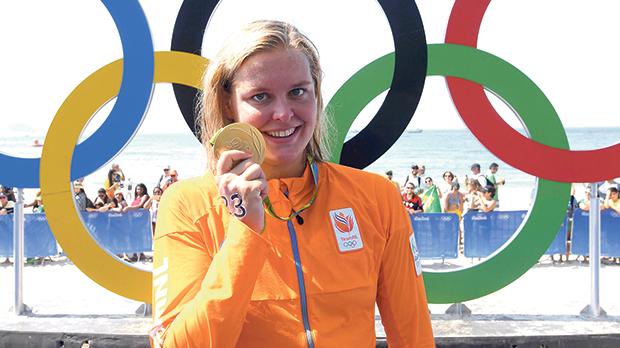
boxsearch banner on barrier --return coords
[410,213,459,260]
[0,214,58,258]
[572,209,620,257]
[0,210,153,257]
[463,211,568,258]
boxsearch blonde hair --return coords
[197,20,331,172]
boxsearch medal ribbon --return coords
[263,156,319,221]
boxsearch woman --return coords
[443,182,464,219]
[123,183,150,212]
[104,164,125,199]
[463,178,483,214]
[111,191,127,212]
[151,21,434,347]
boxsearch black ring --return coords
[171,0,427,169]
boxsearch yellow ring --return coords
[40,51,207,302]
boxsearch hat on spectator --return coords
[73,181,84,189]
[163,165,171,171]
[410,163,419,169]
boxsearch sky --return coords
[1,0,619,142]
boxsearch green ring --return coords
[326,43,571,303]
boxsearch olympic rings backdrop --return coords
[2,0,618,304]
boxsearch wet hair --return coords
[451,182,460,190]
[197,20,331,172]
[609,187,619,194]
[489,162,499,169]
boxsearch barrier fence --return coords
[572,209,620,257]
[0,210,152,258]
[410,213,459,260]
[1,209,619,260]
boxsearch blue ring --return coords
[0,0,154,188]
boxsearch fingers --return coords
[215,150,268,225]
[216,150,252,175]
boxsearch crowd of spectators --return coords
[388,162,506,217]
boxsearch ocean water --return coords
[1,127,619,210]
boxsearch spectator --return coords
[438,171,457,199]
[418,165,429,190]
[73,181,91,211]
[93,188,110,208]
[123,183,150,212]
[599,179,619,199]
[463,178,483,214]
[112,190,128,212]
[0,186,16,202]
[156,165,172,189]
[161,169,178,191]
[603,187,620,213]
[144,186,163,235]
[578,185,593,212]
[479,185,497,212]
[443,182,464,218]
[403,163,422,188]
[96,196,118,212]
[470,163,488,187]
[421,177,442,213]
[402,182,423,214]
[384,170,401,191]
[486,162,505,206]
[0,193,15,215]
[424,177,441,198]
[104,163,126,198]
[24,191,44,213]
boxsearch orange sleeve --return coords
[376,182,435,348]
[151,184,271,348]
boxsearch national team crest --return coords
[329,208,363,252]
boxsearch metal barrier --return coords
[572,208,620,257]
[410,213,459,260]
[0,210,152,257]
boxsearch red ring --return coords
[445,0,620,182]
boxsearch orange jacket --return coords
[151,162,434,347]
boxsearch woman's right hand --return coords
[215,150,268,233]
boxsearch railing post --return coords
[12,188,30,315]
[581,182,606,317]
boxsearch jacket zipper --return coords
[287,220,315,348]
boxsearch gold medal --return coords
[210,123,266,164]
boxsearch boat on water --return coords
[409,128,423,133]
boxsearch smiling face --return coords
[227,48,317,176]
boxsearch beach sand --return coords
[1,254,619,339]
